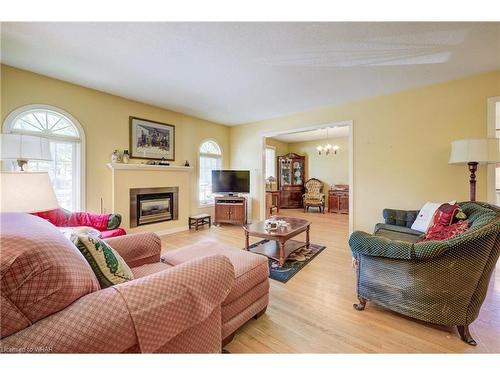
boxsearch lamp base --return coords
[17,159,29,171]
[468,162,478,202]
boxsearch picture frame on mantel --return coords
[129,116,175,161]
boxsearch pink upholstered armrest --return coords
[105,232,161,267]
[0,286,137,353]
[0,255,235,353]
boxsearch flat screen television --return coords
[212,170,250,194]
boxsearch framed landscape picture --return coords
[129,116,175,160]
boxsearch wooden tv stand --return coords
[214,196,247,226]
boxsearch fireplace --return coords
[130,187,178,227]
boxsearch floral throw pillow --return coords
[72,233,134,288]
[419,220,469,242]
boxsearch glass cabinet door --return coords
[280,158,292,186]
[292,160,303,185]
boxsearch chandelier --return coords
[316,127,340,155]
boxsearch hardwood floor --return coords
[160,209,500,353]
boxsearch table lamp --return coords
[0,172,59,212]
[0,133,52,171]
[449,138,500,201]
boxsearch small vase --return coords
[111,150,121,163]
[122,150,130,164]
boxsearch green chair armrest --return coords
[349,231,450,260]
[349,231,414,260]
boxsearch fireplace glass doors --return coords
[130,187,179,227]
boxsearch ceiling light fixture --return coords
[316,128,339,156]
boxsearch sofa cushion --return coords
[374,223,422,243]
[131,262,171,279]
[0,213,100,338]
[72,234,134,289]
[161,240,269,304]
[382,208,419,228]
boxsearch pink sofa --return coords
[0,213,269,353]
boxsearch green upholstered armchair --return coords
[349,202,500,345]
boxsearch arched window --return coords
[3,105,85,211]
[199,140,222,205]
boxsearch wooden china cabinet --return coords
[277,152,305,208]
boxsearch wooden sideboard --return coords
[328,185,349,214]
[214,196,247,225]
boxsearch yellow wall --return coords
[265,137,289,157]
[1,65,230,230]
[288,137,349,193]
[230,70,500,232]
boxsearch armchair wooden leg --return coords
[353,296,367,311]
[457,325,477,346]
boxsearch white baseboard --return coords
[154,225,189,236]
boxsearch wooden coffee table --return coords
[243,217,311,267]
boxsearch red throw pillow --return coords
[419,220,469,242]
[432,203,460,226]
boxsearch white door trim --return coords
[259,120,354,234]
[487,96,500,205]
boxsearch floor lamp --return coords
[449,138,500,202]
[0,172,59,212]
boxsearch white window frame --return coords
[265,145,276,180]
[198,139,223,207]
[3,104,86,211]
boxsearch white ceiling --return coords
[271,126,349,143]
[1,22,499,125]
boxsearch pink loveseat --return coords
[0,213,269,353]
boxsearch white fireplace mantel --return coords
[107,162,192,172]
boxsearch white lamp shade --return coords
[0,172,59,212]
[0,133,52,161]
[449,138,500,164]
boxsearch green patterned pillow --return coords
[72,233,134,288]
